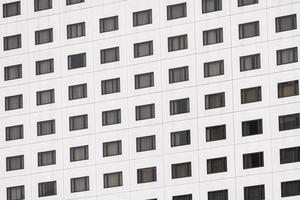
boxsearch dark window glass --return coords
[103,140,122,157]
[68,53,86,69]
[100,16,119,33]
[70,145,89,162]
[281,180,300,197]
[203,28,223,46]
[67,22,85,39]
[35,28,53,45]
[242,119,263,137]
[6,124,23,141]
[171,130,191,147]
[4,64,22,81]
[36,58,54,75]
[37,119,55,136]
[6,155,24,171]
[276,14,297,33]
[3,1,20,18]
[69,114,88,131]
[168,34,188,52]
[239,21,260,39]
[243,152,264,169]
[280,146,300,164]
[7,185,24,200]
[279,113,300,131]
[170,98,190,115]
[133,9,152,27]
[136,135,156,152]
[137,167,157,184]
[136,103,155,121]
[38,181,56,197]
[5,94,23,111]
[208,189,228,200]
[172,162,192,179]
[207,157,227,174]
[169,66,189,83]
[204,60,224,78]
[240,54,261,72]
[36,89,55,105]
[278,80,299,98]
[202,0,222,13]
[167,2,187,20]
[172,194,192,200]
[134,41,153,58]
[277,47,298,65]
[4,34,21,51]
[241,86,262,104]
[34,0,52,11]
[70,176,89,193]
[244,185,265,200]
[205,92,225,109]
[101,78,120,95]
[69,83,87,100]
[66,0,84,5]
[100,47,119,64]
[238,0,258,7]
[38,150,56,166]
[206,124,226,142]
[102,109,121,126]
[103,172,123,188]
[135,72,154,89]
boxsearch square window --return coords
[205,92,225,109]
[240,54,261,72]
[70,176,89,193]
[276,14,297,33]
[100,16,118,33]
[134,41,153,58]
[37,119,55,136]
[133,9,152,27]
[279,113,300,131]
[280,146,300,164]
[4,34,21,51]
[66,0,84,5]
[67,22,85,39]
[102,109,121,126]
[36,89,55,105]
[170,98,190,115]
[243,152,264,169]
[35,28,53,45]
[171,130,190,147]
[38,181,56,197]
[135,103,155,121]
[103,172,123,188]
[242,119,263,137]
[69,114,88,131]
[241,86,262,104]
[70,145,89,162]
[135,72,154,89]
[100,47,119,64]
[3,1,20,18]
[167,2,187,20]
[168,34,188,52]
[68,83,87,100]
[204,60,224,77]
[6,124,23,141]
[36,58,54,75]
[136,135,156,152]
[281,180,300,197]
[278,80,299,98]
[239,21,260,39]
[207,157,227,174]
[4,64,22,81]
[6,155,24,171]
[208,189,228,200]
[101,78,120,95]
[203,28,223,46]
[68,53,86,69]
[103,140,122,157]
[202,0,222,13]
[238,0,258,7]
[171,162,192,179]
[244,185,265,200]
[7,185,24,200]
[277,47,298,65]
[169,66,189,83]
[137,167,157,184]
[173,194,192,200]
[38,150,56,166]
[34,0,52,12]
[5,94,23,111]
[206,124,226,142]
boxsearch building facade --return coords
[1,0,300,199]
